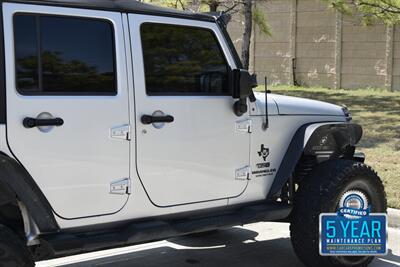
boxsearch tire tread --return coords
[290,160,386,267]
[0,224,34,267]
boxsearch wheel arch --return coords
[0,152,59,233]
[267,122,363,200]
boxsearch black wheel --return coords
[290,159,387,267]
[0,224,34,267]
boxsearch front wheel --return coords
[0,224,34,267]
[290,160,387,267]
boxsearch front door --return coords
[129,15,250,207]
[3,3,130,219]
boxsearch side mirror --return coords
[232,69,257,99]
[231,69,257,117]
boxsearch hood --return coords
[269,94,345,116]
[251,92,279,115]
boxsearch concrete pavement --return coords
[37,222,400,267]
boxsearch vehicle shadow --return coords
[57,227,304,267]
[51,226,400,267]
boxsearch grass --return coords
[259,85,400,209]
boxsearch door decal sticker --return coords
[258,144,269,161]
[253,144,276,178]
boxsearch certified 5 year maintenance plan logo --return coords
[319,190,387,256]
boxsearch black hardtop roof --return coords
[3,0,216,22]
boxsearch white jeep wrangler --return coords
[0,1,386,266]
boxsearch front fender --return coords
[267,122,363,199]
[303,123,363,159]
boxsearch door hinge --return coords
[235,166,251,181]
[110,124,131,141]
[236,119,252,133]
[110,178,131,195]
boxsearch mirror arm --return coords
[249,74,257,102]
[249,92,256,102]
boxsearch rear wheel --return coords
[0,224,34,267]
[290,160,387,267]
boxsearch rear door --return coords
[129,15,250,207]
[3,3,130,219]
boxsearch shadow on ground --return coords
[58,227,399,267]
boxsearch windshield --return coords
[216,19,243,69]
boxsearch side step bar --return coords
[41,202,292,259]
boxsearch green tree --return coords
[142,0,188,9]
[143,0,271,70]
[326,0,400,24]
[17,51,114,92]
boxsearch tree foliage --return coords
[326,0,400,24]
[141,23,228,93]
[142,0,271,70]
[17,51,114,91]
[253,5,271,36]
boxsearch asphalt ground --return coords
[37,222,400,267]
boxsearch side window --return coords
[14,14,116,95]
[141,23,230,96]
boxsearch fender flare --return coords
[267,122,363,199]
[0,153,59,233]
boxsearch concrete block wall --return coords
[227,0,399,90]
[295,0,336,88]
[394,26,400,89]
[341,14,388,89]
[253,0,292,84]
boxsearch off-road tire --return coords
[290,159,387,267]
[0,224,34,267]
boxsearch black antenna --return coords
[263,76,269,130]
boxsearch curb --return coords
[388,208,400,229]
